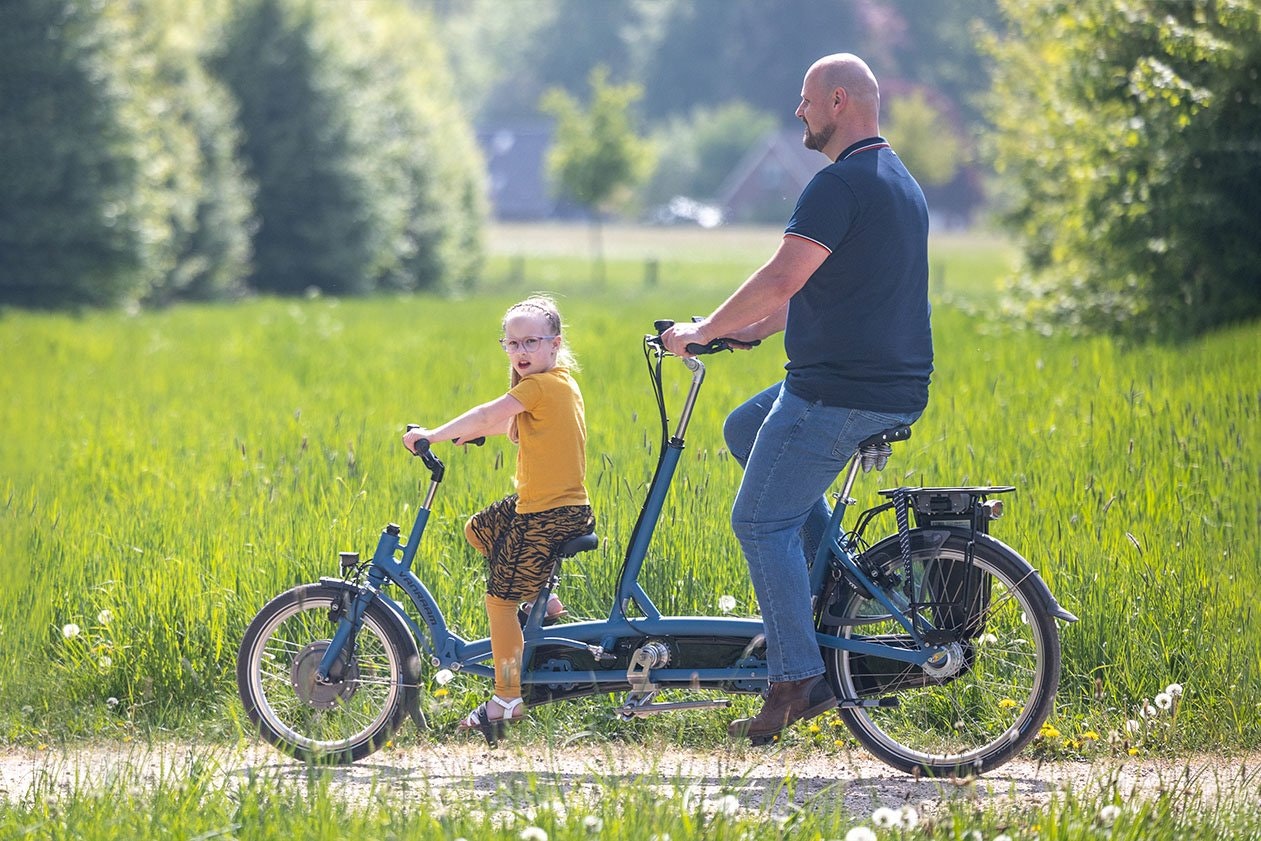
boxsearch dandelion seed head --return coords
[582,815,603,832]
[1166,682,1183,698]
[62,623,80,640]
[979,632,997,645]
[434,669,454,686]
[1125,718,1141,734]
[871,806,900,827]
[106,697,119,708]
[519,827,548,841]
[97,610,112,625]
[1099,804,1121,826]
[717,595,736,613]
[901,806,919,828]
[98,656,112,669]
[1155,692,1172,710]
[844,827,877,841]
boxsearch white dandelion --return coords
[995,835,1013,841]
[434,669,454,686]
[1155,692,1173,710]
[978,632,998,646]
[900,806,919,829]
[844,827,877,841]
[717,595,737,614]
[871,807,900,827]
[519,827,548,841]
[582,815,603,833]
[98,655,112,669]
[1099,804,1121,826]
[62,623,81,640]
[1166,682,1183,698]
[1125,718,1142,734]
[106,697,119,708]
[97,610,112,625]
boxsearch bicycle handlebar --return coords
[650,319,761,355]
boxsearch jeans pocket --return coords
[829,409,919,460]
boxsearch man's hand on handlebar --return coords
[659,320,760,357]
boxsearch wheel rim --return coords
[829,545,1054,771]
[246,595,402,755]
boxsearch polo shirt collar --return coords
[836,136,890,162]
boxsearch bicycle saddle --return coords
[557,532,599,559]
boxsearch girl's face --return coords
[501,311,561,377]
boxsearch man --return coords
[661,53,933,742]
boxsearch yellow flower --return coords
[808,723,821,734]
[1127,747,1139,756]
[998,698,1018,710]
[1040,725,1061,739]
[1083,730,1100,741]
[434,688,449,697]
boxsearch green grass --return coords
[1,231,1257,763]
[2,749,1258,839]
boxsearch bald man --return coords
[663,54,933,743]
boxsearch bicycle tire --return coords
[237,583,419,763]
[822,532,1061,777]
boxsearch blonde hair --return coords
[504,295,579,388]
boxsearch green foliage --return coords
[984,0,1261,339]
[642,102,779,205]
[884,89,963,188]
[0,1,185,306]
[213,0,484,296]
[540,66,655,213]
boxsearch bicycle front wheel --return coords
[237,583,418,763]
[823,533,1061,777]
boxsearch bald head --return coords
[797,53,881,159]
[810,53,879,116]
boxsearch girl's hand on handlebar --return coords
[402,425,432,455]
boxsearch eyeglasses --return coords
[498,335,557,353]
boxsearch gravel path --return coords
[2,739,1257,818]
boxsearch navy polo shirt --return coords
[782,136,933,412]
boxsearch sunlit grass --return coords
[0,232,1257,759]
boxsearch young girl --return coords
[402,296,594,741]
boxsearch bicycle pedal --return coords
[587,645,616,661]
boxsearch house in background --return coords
[476,122,580,221]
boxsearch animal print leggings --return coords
[464,494,596,601]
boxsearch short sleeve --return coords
[508,376,543,411]
[784,170,857,253]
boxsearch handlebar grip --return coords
[455,436,486,446]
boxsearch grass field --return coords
[1,227,1257,772]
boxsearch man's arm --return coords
[662,234,829,355]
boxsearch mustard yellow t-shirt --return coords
[507,367,589,513]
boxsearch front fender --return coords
[316,578,429,729]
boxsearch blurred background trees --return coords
[985,0,1261,340]
[1,0,1256,340]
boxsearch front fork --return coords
[315,531,400,682]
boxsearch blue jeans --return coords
[724,383,921,682]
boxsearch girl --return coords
[402,296,594,741]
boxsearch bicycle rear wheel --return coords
[823,533,1061,777]
[237,583,418,763]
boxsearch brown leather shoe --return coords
[728,675,837,744]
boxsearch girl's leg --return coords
[485,594,526,714]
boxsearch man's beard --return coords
[802,119,834,152]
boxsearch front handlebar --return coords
[650,319,760,356]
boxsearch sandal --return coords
[517,594,568,628]
[457,695,525,746]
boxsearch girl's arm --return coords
[403,393,525,453]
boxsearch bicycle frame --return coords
[316,343,941,692]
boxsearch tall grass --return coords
[1,232,1257,756]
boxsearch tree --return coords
[642,102,779,207]
[541,67,654,283]
[884,89,963,188]
[985,0,1261,339]
[0,0,187,307]
[215,0,483,296]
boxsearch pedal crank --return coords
[614,697,732,720]
[837,696,900,709]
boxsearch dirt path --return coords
[3,740,1257,818]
